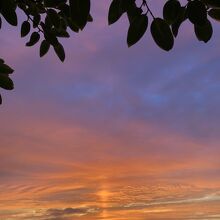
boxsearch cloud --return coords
[45,207,95,219]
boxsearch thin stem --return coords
[25,11,44,33]
[144,2,155,19]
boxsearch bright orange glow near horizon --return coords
[0,112,220,219]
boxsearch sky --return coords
[0,1,220,219]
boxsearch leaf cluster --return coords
[108,0,220,50]
[0,0,92,104]
[0,59,14,104]
[17,0,92,61]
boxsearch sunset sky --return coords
[0,1,220,219]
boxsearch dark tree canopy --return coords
[0,0,220,104]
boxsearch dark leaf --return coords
[54,29,70,38]
[44,0,66,7]
[33,14,41,28]
[208,9,220,21]
[26,32,40,46]
[21,21,31,37]
[0,74,14,90]
[53,43,65,62]
[59,3,70,17]
[202,0,220,8]
[69,0,90,29]
[163,0,181,24]
[1,0,18,26]
[126,4,142,24]
[171,6,187,37]
[0,63,14,74]
[151,18,174,51]
[127,14,148,47]
[47,9,60,28]
[194,19,213,42]
[45,14,53,28]
[40,40,50,57]
[59,18,67,31]
[187,0,207,26]
[108,0,127,25]
[44,31,58,45]
[67,18,79,32]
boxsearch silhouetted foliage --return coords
[0,0,219,104]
